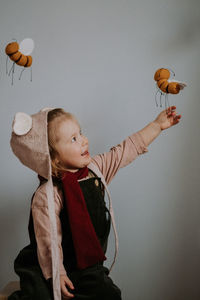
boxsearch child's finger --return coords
[61,284,74,298]
[65,277,75,290]
[62,293,74,299]
[175,115,182,121]
[173,115,181,125]
[166,109,174,117]
[173,119,180,125]
[174,114,181,119]
[167,112,175,118]
[166,105,176,113]
[169,105,176,111]
[168,110,177,116]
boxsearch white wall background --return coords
[0,0,200,299]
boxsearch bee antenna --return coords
[5,38,17,46]
[168,67,175,79]
[4,38,18,52]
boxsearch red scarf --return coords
[61,167,106,269]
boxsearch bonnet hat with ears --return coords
[10,108,61,300]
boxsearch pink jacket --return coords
[31,132,148,279]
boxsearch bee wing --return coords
[168,79,187,90]
[178,82,187,90]
[19,38,34,55]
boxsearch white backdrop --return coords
[0,1,200,299]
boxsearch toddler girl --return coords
[9,106,181,300]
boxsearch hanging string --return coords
[30,66,32,82]
[8,62,14,77]
[11,63,15,85]
[155,89,159,107]
[19,67,25,80]
[159,92,162,107]
[6,56,8,75]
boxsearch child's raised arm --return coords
[91,106,181,184]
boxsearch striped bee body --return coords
[5,42,33,68]
[5,39,34,85]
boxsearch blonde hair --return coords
[47,108,76,178]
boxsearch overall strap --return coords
[88,162,119,272]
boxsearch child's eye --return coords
[71,137,76,143]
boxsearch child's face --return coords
[54,118,91,173]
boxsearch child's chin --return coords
[84,156,92,166]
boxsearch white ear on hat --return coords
[40,107,54,112]
[12,112,32,135]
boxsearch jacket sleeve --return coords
[91,131,148,185]
[31,183,67,280]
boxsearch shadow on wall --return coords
[167,58,200,298]
[0,193,30,286]
[157,4,200,54]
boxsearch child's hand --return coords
[60,274,75,299]
[154,106,181,130]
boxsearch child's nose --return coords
[82,135,88,146]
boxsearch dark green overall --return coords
[8,177,122,300]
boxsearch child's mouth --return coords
[81,151,89,156]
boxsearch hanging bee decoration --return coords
[5,38,34,85]
[154,68,186,108]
